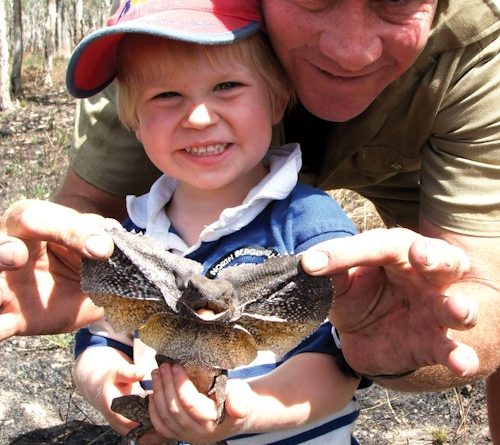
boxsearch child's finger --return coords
[150,365,198,439]
[224,379,252,419]
[114,363,144,384]
[148,393,175,439]
[150,366,174,420]
[137,429,168,445]
[150,364,192,431]
[159,364,183,418]
[171,364,219,422]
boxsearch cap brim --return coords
[66,10,260,98]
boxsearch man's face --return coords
[262,0,437,122]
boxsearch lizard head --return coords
[178,274,235,321]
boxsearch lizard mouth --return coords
[189,301,227,320]
[195,307,217,321]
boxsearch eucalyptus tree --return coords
[0,0,13,110]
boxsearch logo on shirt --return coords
[206,246,279,278]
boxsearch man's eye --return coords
[375,0,412,6]
[215,81,241,91]
[291,0,329,12]
[372,0,427,20]
[153,91,180,99]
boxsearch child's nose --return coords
[182,103,218,129]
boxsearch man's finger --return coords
[0,313,21,341]
[301,228,417,274]
[0,237,29,270]
[433,340,479,378]
[2,199,115,259]
[434,294,478,331]
[409,237,470,286]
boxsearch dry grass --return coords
[329,189,385,232]
[0,57,73,212]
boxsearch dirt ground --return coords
[0,64,493,445]
[0,336,491,445]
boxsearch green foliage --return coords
[431,428,450,445]
[43,333,74,349]
[22,52,44,69]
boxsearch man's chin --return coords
[301,97,373,122]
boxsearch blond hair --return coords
[115,33,293,129]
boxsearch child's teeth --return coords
[185,144,227,155]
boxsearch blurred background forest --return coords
[0,0,113,110]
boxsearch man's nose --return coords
[182,103,218,129]
[318,5,383,72]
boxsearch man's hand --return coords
[0,199,115,339]
[301,227,480,381]
[0,235,29,271]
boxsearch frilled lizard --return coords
[80,224,334,445]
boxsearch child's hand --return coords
[73,346,146,435]
[148,363,252,443]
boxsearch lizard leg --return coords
[207,370,228,423]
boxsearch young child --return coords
[67,1,362,444]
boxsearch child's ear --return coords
[271,99,288,125]
[134,128,142,143]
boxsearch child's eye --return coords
[215,81,241,91]
[153,91,180,99]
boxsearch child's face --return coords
[133,49,283,193]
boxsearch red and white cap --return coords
[66,0,262,98]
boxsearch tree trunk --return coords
[11,0,23,96]
[74,0,83,45]
[0,0,13,110]
[56,0,71,57]
[44,0,57,87]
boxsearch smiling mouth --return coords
[184,143,229,156]
[309,57,385,82]
[316,66,368,81]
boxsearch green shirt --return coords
[71,0,500,235]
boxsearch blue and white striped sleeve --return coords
[74,317,134,360]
